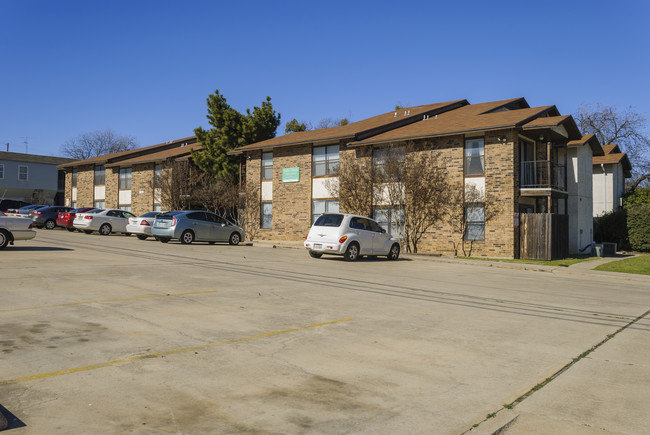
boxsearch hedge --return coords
[627,204,650,252]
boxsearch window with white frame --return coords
[72,169,78,187]
[119,168,132,189]
[154,164,162,187]
[18,165,28,181]
[261,202,272,229]
[262,152,273,180]
[313,145,339,176]
[312,199,339,223]
[94,200,105,209]
[153,204,162,212]
[94,165,105,185]
[464,138,485,176]
[373,206,404,237]
[465,204,485,241]
[0,164,4,179]
[119,205,131,212]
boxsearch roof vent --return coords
[394,112,397,117]
[434,115,438,119]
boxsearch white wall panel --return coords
[261,181,273,201]
[94,186,105,200]
[119,190,131,205]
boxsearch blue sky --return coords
[1,0,649,157]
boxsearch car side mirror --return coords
[380,228,386,233]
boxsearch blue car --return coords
[152,210,243,245]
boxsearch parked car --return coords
[0,199,31,212]
[126,211,163,240]
[152,210,243,245]
[0,211,36,249]
[73,209,136,235]
[31,206,73,229]
[9,204,46,217]
[57,207,94,232]
[304,213,401,261]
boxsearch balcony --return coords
[521,160,566,191]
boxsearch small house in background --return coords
[0,151,74,205]
[592,144,632,217]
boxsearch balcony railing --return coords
[521,160,566,190]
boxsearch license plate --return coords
[313,243,322,250]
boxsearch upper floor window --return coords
[154,164,162,187]
[0,164,4,179]
[119,168,132,189]
[18,165,28,181]
[464,138,485,176]
[72,169,78,187]
[262,152,273,180]
[313,145,339,176]
[94,165,105,185]
[373,147,404,179]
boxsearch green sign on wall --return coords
[282,167,300,183]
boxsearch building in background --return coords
[0,151,73,205]
[592,144,632,217]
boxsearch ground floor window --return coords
[119,205,131,212]
[261,202,272,229]
[71,201,77,209]
[465,204,485,241]
[373,206,404,237]
[153,204,162,212]
[94,200,105,209]
[312,199,339,223]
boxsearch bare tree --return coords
[326,149,375,217]
[446,182,501,257]
[61,129,137,160]
[575,104,650,188]
[155,160,196,211]
[236,182,261,241]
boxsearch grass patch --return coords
[457,256,597,267]
[594,254,650,275]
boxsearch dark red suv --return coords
[57,207,94,232]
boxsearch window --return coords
[71,201,77,208]
[153,163,162,187]
[153,204,162,212]
[262,152,273,180]
[312,199,339,223]
[464,138,485,176]
[119,205,131,212]
[373,147,404,178]
[313,145,339,176]
[0,164,4,179]
[94,165,105,185]
[18,165,28,181]
[465,204,485,241]
[261,202,272,229]
[94,200,105,209]
[373,206,404,237]
[119,168,132,189]
[72,169,78,187]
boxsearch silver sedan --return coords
[152,210,243,245]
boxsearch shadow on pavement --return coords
[0,403,26,430]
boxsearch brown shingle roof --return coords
[567,134,604,156]
[601,144,622,155]
[105,143,202,167]
[229,100,470,154]
[348,102,561,146]
[57,136,198,169]
[593,143,632,177]
[0,151,75,165]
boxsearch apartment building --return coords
[592,144,632,216]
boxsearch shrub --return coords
[594,208,628,249]
[627,204,650,252]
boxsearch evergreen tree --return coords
[193,90,280,180]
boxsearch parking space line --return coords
[0,318,352,385]
[0,291,218,313]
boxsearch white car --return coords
[304,213,401,261]
[126,211,163,240]
[0,211,37,249]
[73,208,136,235]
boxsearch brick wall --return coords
[105,167,119,209]
[131,163,155,215]
[76,165,94,207]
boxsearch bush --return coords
[594,208,628,248]
[627,204,650,252]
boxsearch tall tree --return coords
[575,104,650,187]
[60,129,137,160]
[193,90,281,180]
[285,118,308,133]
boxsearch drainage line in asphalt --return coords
[463,306,650,434]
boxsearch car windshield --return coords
[140,212,160,217]
[314,214,344,227]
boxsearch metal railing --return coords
[521,160,566,190]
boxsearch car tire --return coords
[208,241,216,245]
[137,235,148,240]
[180,230,194,245]
[66,227,76,232]
[84,230,93,234]
[0,229,9,249]
[309,251,323,259]
[45,219,56,230]
[228,232,241,246]
[387,243,400,260]
[99,224,112,236]
[344,243,360,261]
[159,238,169,243]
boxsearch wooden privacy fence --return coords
[519,213,568,260]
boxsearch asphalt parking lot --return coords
[1,229,649,434]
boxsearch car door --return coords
[368,219,391,254]
[120,211,136,232]
[105,210,123,232]
[186,212,212,241]
[349,217,374,255]
[207,213,230,242]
